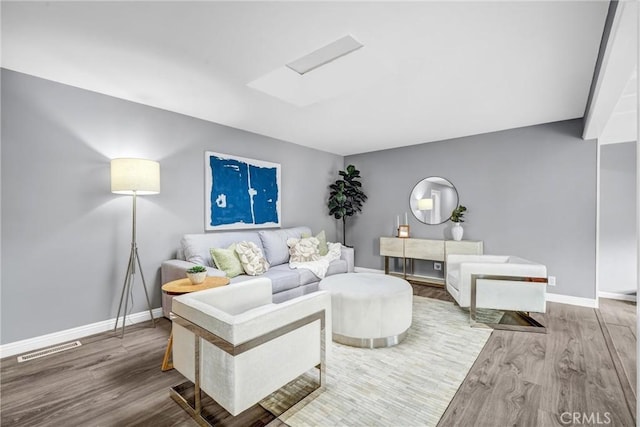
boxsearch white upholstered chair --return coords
[446,254,547,332]
[169,277,331,422]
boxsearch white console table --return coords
[379,237,483,285]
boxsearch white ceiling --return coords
[1,1,612,156]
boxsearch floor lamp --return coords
[111,158,160,337]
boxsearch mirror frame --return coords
[409,176,459,225]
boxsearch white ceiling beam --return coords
[583,1,638,141]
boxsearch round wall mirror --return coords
[409,177,459,225]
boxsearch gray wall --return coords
[346,119,598,300]
[1,69,343,344]
[599,141,637,294]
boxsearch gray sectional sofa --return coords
[161,226,354,317]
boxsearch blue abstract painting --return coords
[205,152,281,230]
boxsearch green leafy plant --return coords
[186,265,207,274]
[450,205,467,223]
[328,164,368,246]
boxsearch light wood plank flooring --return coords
[1,287,635,427]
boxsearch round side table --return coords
[161,276,230,371]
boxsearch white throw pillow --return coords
[235,241,270,276]
[287,237,321,262]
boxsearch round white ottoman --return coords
[319,273,413,348]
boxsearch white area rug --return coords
[269,296,492,427]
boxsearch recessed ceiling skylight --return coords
[247,34,393,107]
[286,35,364,75]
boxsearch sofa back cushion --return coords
[258,226,311,266]
[181,231,264,267]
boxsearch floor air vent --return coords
[17,341,82,363]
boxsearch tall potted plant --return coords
[450,205,467,241]
[328,164,367,246]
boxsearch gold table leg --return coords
[161,332,174,371]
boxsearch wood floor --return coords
[1,287,635,427]
[0,320,201,427]
[417,285,637,427]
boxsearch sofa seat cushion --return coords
[258,227,311,266]
[182,232,264,267]
[295,267,319,286]
[326,259,348,276]
[282,259,349,286]
[260,266,301,294]
[230,267,300,293]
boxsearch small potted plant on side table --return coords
[450,205,467,241]
[186,265,207,285]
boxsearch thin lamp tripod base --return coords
[113,192,155,338]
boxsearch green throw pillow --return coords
[210,244,244,278]
[301,230,328,256]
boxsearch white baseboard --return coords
[354,266,384,274]
[356,266,600,308]
[0,307,163,359]
[598,291,637,302]
[546,293,598,308]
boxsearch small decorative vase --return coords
[186,271,207,285]
[452,222,464,241]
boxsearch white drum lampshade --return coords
[111,158,160,195]
[418,198,433,211]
